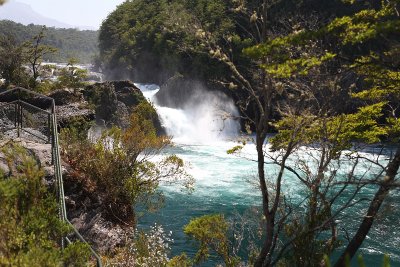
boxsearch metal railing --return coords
[0,88,102,266]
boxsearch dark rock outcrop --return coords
[84,81,143,128]
[84,81,165,134]
[48,88,82,106]
[70,209,127,254]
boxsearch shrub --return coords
[0,142,90,265]
[61,102,193,224]
[105,224,191,267]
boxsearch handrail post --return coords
[14,102,17,128]
[19,103,23,137]
[17,103,20,138]
[17,89,21,138]
[48,114,51,143]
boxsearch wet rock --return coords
[154,73,198,109]
[111,80,145,107]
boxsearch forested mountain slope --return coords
[0,20,98,63]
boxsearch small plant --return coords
[105,224,188,267]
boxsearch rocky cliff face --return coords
[49,81,165,135]
[62,159,129,254]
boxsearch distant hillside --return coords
[0,20,98,63]
[0,1,73,29]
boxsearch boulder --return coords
[70,208,127,254]
[88,82,122,126]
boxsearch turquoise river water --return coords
[136,84,399,266]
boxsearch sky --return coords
[13,0,126,29]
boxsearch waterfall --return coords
[137,83,240,144]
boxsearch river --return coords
[136,84,400,266]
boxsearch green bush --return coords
[0,142,90,265]
[184,214,240,267]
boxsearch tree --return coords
[0,35,29,88]
[243,0,400,265]
[0,26,56,89]
[325,1,400,265]
[23,26,57,82]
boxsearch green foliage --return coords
[326,0,400,142]
[270,102,387,154]
[323,254,391,267]
[35,79,57,94]
[243,24,337,80]
[327,3,398,45]
[99,0,245,82]
[56,58,88,90]
[184,214,240,267]
[62,242,92,267]
[22,26,58,82]
[0,35,30,88]
[261,52,336,78]
[167,253,192,267]
[227,145,244,155]
[239,2,399,266]
[0,142,90,265]
[0,20,98,63]
[282,210,341,266]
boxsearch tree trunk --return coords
[334,147,400,267]
[254,129,275,267]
